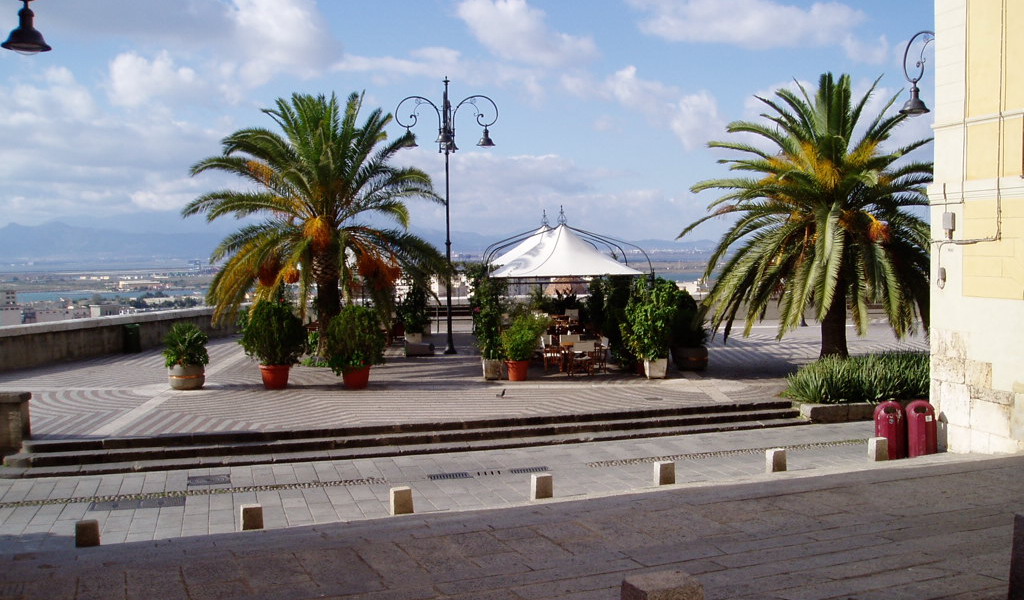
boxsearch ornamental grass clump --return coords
[782,352,929,404]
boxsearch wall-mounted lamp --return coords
[2,0,50,54]
[899,30,934,116]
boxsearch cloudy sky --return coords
[0,0,934,248]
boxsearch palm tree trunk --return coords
[819,286,849,358]
[312,247,341,355]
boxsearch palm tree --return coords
[184,92,446,337]
[679,73,932,358]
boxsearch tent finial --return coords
[541,210,549,227]
[558,205,567,225]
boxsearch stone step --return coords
[0,417,809,478]
[1,401,807,478]
[16,400,797,454]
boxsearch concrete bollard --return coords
[75,519,101,547]
[390,486,414,515]
[240,504,264,530]
[621,569,704,600]
[653,461,675,486]
[766,448,787,473]
[0,392,31,451]
[868,437,889,462]
[530,473,553,500]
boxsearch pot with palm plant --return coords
[669,288,709,371]
[239,299,307,389]
[163,322,210,390]
[324,305,387,390]
[624,277,679,379]
[500,312,550,381]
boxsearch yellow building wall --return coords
[930,0,1024,455]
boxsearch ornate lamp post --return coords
[899,30,935,116]
[2,0,51,54]
[395,78,498,354]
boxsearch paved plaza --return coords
[1,322,1016,599]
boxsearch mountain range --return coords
[0,221,713,263]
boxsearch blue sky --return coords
[0,0,935,248]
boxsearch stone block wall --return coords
[0,308,236,373]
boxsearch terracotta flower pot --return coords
[342,366,371,390]
[259,364,291,390]
[506,359,530,381]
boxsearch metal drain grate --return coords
[427,471,472,481]
[89,496,186,511]
[476,470,502,477]
[187,474,230,486]
[509,466,550,474]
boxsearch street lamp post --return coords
[899,30,935,116]
[395,78,498,354]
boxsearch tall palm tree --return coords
[184,92,446,334]
[679,73,932,358]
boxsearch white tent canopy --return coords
[489,224,644,279]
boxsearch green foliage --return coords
[670,288,708,348]
[624,277,679,360]
[324,305,387,374]
[782,352,930,404]
[468,264,507,360]
[398,279,432,334]
[239,300,307,366]
[162,322,210,369]
[593,276,636,367]
[680,73,932,358]
[500,312,550,362]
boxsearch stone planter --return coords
[643,358,668,379]
[482,358,503,380]
[168,364,205,390]
[405,332,424,344]
[798,402,876,423]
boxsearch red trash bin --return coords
[906,400,938,458]
[874,400,907,459]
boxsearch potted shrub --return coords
[500,312,550,381]
[669,288,709,371]
[624,277,679,379]
[239,299,307,389]
[324,305,387,389]
[163,322,209,390]
[469,266,507,379]
[398,280,431,344]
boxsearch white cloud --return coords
[842,34,889,65]
[456,0,598,68]
[108,51,202,108]
[228,0,339,87]
[629,0,879,55]
[574,65,724,150]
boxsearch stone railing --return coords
[0,308,236,373]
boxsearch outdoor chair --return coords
[566,339,595,376]
[542,341,564,372]
[588,343,609,373]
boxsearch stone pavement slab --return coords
[0,453,1018,600]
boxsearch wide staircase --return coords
[1,400,806,478]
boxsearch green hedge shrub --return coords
[782,352,929,404]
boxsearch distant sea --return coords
[17,289,204,303]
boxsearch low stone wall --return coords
[0,308,236,373]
